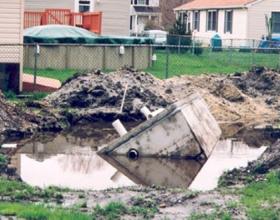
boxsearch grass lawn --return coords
[147,49,280,79]
[0,203,90,220]
[240,171,280,220]
[24,50,280,82]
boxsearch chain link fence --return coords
[0,40,280,94]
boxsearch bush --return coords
[168,19,192,53]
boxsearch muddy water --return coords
[7,124,275,191]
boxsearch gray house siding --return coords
[95,0,130,36]
[247,0,280,39]
[24,0,75,12]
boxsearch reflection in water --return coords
[190,139,267,191]
[19,152,135,190]
[100,155,205,188]
[10,124,268,191]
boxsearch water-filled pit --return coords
[5,123,279,191]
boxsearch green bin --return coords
[211,34,222,51]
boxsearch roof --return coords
[174,0,259,11]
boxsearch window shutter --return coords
[224,11,226,33]
[230,11,233,34]
[192,12,195,30]
[198,11,200,31]
[216,10,219,32]
[206,11,208,31]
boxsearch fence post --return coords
[165,46,169,79]
[278,49,280,70]
[33,44,39,92]
[252,40,256,67]
[229,39,233,65]
[102,46,106,70]
[178,35,181,54]
[192,36,195,55]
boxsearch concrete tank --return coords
[99,93,222,159]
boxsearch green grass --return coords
[147,50,280,79]
[0,154,7,169]
[0,177,67,202]
[93,201,158,220]
[241,171,280,220]
[24,68,77,83]
[189,211,232,220]
[3,90,49,101]
[0,202,90,220]
[24,50,280,82]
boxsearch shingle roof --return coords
[174,0,258,11]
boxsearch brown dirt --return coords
[165,74,278,136]
[0,91,63,142]
[0,91,36,140]
[46,68,279,137]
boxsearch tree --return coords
[169,18,187,35]
[265,14,273,40]
[159,0,191,30]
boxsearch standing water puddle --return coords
[8,124,274,191]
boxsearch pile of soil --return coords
[46,68,169,122]
[46,68,278,135]
[164,74,278,136]
[232,67,280,109]
[0,91,63,142]
[0,91,36,140]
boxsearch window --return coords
[79,0,90,12]
[133,0,149,5]
[207,10,218,31]
[193,11,200,31]
[272,12,280,33]
[224,10,233,33]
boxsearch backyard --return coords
[24,49,280,82]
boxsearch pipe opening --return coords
[127,149,139,160]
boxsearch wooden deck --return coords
[24,9,102,34]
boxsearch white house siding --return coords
[24,0,75,12]
[94,0,130,36]
[247,0,280,40]
[0,0,24,91]
[190,9,248,46]
[149,0,160,7]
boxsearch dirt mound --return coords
[0,91,36,139]
[46,69,169,120]
[232,67,280,108]
[46,68,278,134]
[0,91,63,141]
[164,74,278,136]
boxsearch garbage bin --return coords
[211,34,222,52]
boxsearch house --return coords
[174,0,280,46]
[0,0,24,92]
[130,0,161,35]
[24,0,131,36]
